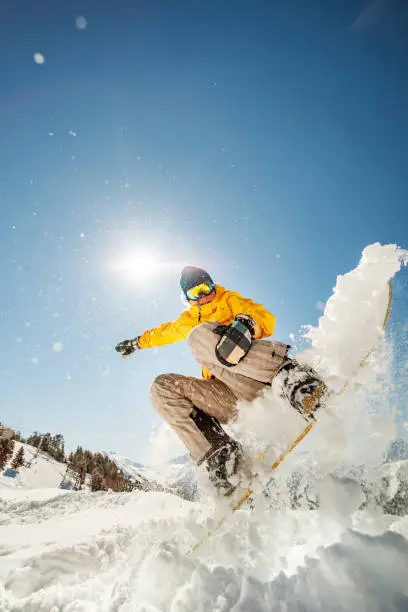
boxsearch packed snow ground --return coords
[1,243,408,611]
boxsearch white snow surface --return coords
[1,242,408,611]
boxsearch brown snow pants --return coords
[150,322,289,462]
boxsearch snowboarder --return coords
[115,266,326,496]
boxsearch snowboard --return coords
[186,282,393,556]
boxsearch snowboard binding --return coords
[273,359,328,418]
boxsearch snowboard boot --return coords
[273,359,328,418]
[190,406,246,496]
[199,438,244,497]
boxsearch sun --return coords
[113,251,159,280]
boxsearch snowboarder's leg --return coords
[150,373,238,460]
[188,322,327,417]
[150,373,246,494]
[272,359,327,417]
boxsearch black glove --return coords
[214,324,229,336]
[115,337,142,357]
[214,315,255,367]
[233,314,257,338]
[214,314,256,338]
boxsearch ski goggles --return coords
[186,281,215,301]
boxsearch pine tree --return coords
[0,439,14,470]
[54,434,65,462]
[7,439,15,461]
[76,459,87,485]
[11,446,25,471]
[91,468,106,492]
[26,432,42,449]
[0,439,14,463]
[0,443,6,471]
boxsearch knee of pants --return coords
[188,322,217,355]
[150,374,180,409]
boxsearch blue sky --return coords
[1,0,407,460]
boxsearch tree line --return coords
[67,446,151,492]
[25,432,65,462]
[1,425,153,493]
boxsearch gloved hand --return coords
[214,314,257,339]
[115,337,142,357]
[214,315,256,367]
[233,314,258,338]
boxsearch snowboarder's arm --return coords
[138,310,196,348]
[225,291,276,338]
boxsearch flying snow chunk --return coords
[52,342,64,353]
[316,301,326,312]
[76,15,88,29]
[33,53,45,65]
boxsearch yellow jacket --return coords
[138,285,276,378]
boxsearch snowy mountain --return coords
[106,451,197,500]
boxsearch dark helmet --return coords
[180,266,214,296]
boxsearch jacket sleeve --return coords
[225,291,276,338]
[137,309,196,348]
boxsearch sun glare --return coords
[114,251,159,280]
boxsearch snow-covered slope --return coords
[1,243,407,611]
[0,441,66,491]
[0,484,407,610]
